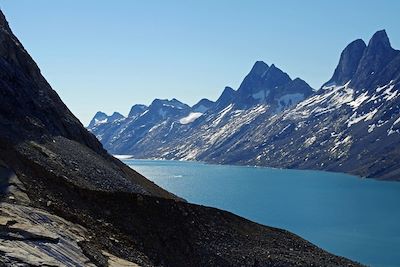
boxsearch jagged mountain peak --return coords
[222,86,235,93]
[291,77,315,91]
[351,30,399,89]
[214,86,237,110]
[93,111,107,118]
[368,30,392,51]
[145,98,190,120]
[292,77,307,83]
[238,62,292,94]
[323,39,366,87]
[150,98,189,109]
[262,63,291,84]
[250,61,269,75]
[220,86,235,97]
[362,30,397,61]
[88,111,124,128]
[109,111,124,120]
[322,30,399,91]
[128,104,147,118]
[192,98,215,113]
[235,61,312,108]
[269,63,278,70]
[193,98,214,106]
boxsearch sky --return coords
[1,1,399,125]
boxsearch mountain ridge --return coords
[89,30,400,181]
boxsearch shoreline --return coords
[117,155,399,184]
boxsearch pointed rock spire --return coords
[88,112,108,128]
[368,30,392,51]
[192,98,214,113]
[249,61,269,76]
[351,30,399,89]
[128,104,147,118]
[109,112,124,122]
[323,39,366,87]
[215,86,236,110]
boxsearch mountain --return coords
[239,29,400,180]
[88,62,314,157]
[0,10,359,266]
[235,62,314,110]
[88,111,125,128]
[351,30,400,90]
[89,30,400,181]
[214,86,237,110]
[90,98,192,152]
[192,98,214,113]
[128,103,147,118]
[322,39,367,87]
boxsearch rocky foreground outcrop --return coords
[0,10,360,266]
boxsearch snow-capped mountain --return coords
[90,98,192,152]
[88,30,400,180]
[88,62,313,156]
[88,111,125,128]
[235,61,314,110]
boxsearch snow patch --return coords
[330,136,352,155]
[368,124,376,133]
[212,104,233,126]
[94,118,108,125]
[163,103,184,109]
[347,109,378,127]
[287,81,354,120]
[304,136,316,147]
[113,155,134,159]
[348,92,369,109]
[140,110,149,117]
[149,121,167,132]
[393,116,400,126]
[388,116,400,136]
[179,112,203,124]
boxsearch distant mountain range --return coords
[88,30,400,181]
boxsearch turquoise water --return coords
[124,159,400,267]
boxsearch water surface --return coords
[124,159,400,267]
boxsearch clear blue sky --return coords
[1,1,399,125]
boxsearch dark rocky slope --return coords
[0,10,360,266]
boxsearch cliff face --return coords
[0,10,175,199]
[0,11,97,149]
[0,10,360,266]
